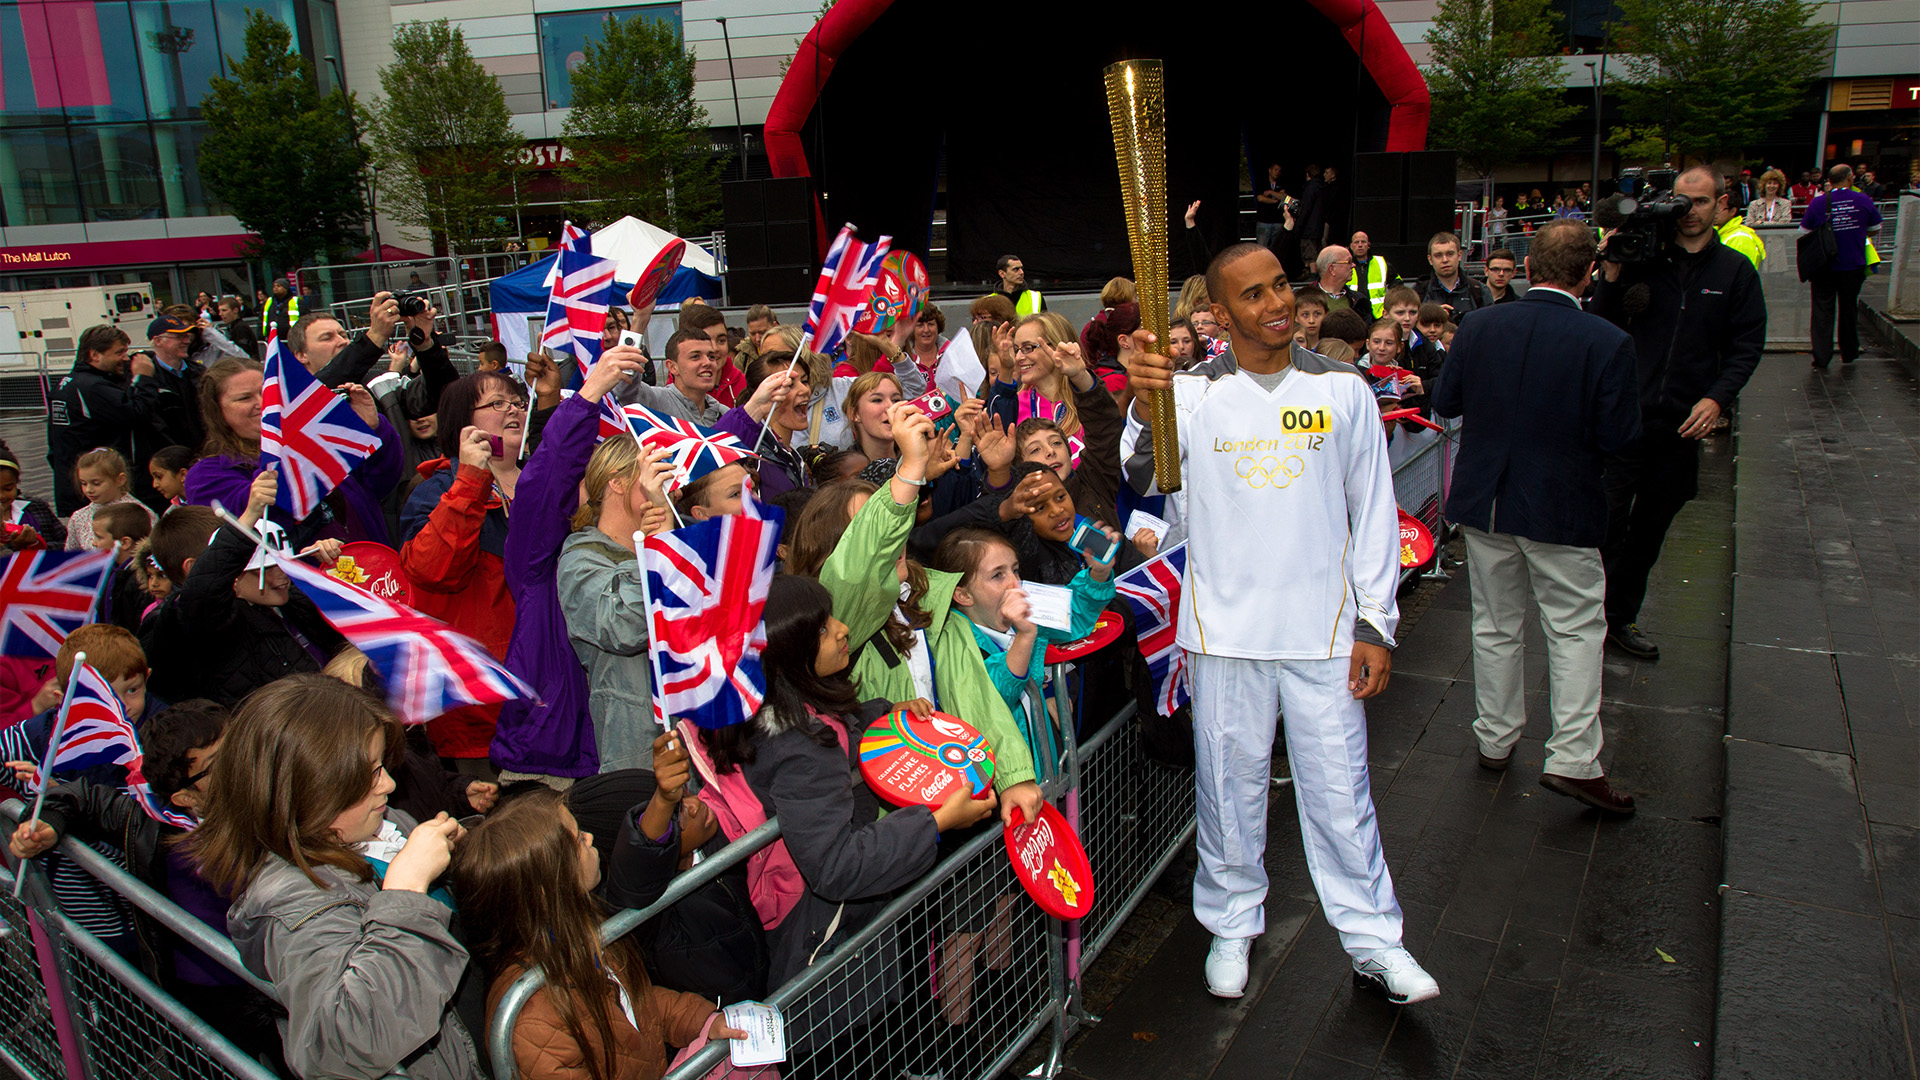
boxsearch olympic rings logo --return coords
[1235,454,1305,489]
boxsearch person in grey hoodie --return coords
[556,433,678,772]
[186,674,481,1080]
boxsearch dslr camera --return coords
[1596,167,1692,264]
[392,292,457,349]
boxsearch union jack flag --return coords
[0,547,115,659]
[271,552,535,725]
[641,496,783,729]
[541,221,589,287]
[620,403,756,493]
[542,232,620,380]
[36,663,195,828]
[261,333,383,520]
[1114,542,1191,715]
[801,223,891,358]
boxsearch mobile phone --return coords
[618,330,644,350]
[484,434,504,458]
[1066,516,1117,565]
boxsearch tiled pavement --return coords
[1715,349,1919,1079]
[1058,420,1735,1078]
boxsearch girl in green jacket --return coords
[785,402,1046,827]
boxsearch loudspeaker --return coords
[1352,198,1404,242]
[726,266,815,306]
[1406,151,1458,199]
[1352,153,1405,200]
[1405,198,1457,244]
[722,178,815,270]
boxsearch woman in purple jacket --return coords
[183,357,403,547]
[491,351,647,782]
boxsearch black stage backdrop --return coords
[794,2,1395,286]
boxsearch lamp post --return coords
[325,55,384,297]
[1586,59,1603,207]
[715,17,747,170]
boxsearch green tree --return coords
[560,12,723,235]
[1423,0,1579,177]
[200,11,368,270]
[1607,0,1831,164]
[367,21,522,254]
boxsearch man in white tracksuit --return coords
[1123,242,1439,1004]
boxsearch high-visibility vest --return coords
[1345,255,1390,315]
[1716,219,1765,270]
[1015,289,1043,318]
[262,296,301,335]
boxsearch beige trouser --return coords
[1462,526,1607,780]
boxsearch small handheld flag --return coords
[636,495,783,730]
[0,547,116,659]
[260,333,383,520]
[1114,542,1191,716]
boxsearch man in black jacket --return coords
[1591,166,1766,660]
[1433,221,1642,815]
[216,296,260,359]
[140,314,206,452]
[46,325,161,515]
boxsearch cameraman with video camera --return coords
[1592,167,1765,661]
[301,290,451,389]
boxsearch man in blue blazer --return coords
[1432,220,1642,816]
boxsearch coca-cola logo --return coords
[366,571,405,600]
[1018,817,1055,876]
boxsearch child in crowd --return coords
[784,410,1044,826]
[1319,339,1357,364]
[132,538,171,608]
[600,730,768,1003]
[1166,318,1196,366]
[146,446,193,508]
[143,472,346,706]
[474,341,508,373]
[557,435,676,772]
[185,674,481,1080]
[934,526,1116,763]
[1365,317,1408,372]
[459,786,750,1080]
[0,625,162,962]
[65,447,156,551]
[91,501,154,633]
[1383,285,1421,340]
[0,438,65,550]
[671,457,755,522]
[696,575,996,1018]
[6,699,287,1071]
[842,370,909,483]
[1293,291,1329,354]
[1320,308,1372,359]
[322,648,501,821]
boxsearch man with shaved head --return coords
[1591,165,1765,661]
[1124,243,1440,1007]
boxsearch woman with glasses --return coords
[397,372,529,772]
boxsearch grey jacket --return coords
[226,810,481,1080]
[556,528,659,772]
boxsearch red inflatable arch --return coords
[761,0,1431,253]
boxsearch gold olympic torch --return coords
[1103,58,1180,494]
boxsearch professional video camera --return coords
[1594,167,1692,263]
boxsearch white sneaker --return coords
[1352,947,1440,1004]
[1205,935,1252,998]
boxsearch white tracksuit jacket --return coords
[1124,346,1400,659]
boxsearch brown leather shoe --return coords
[1539,773,1636,816]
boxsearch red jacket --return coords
[0,657,54,726]
[399,460,513,758]
[711,357,747,408]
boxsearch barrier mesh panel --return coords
[0,879,66,1080]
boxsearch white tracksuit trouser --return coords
[1190,652,1404,956]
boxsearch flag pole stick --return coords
[632,532,684,772]
[749,352,805,459]
[14,653,84,899]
